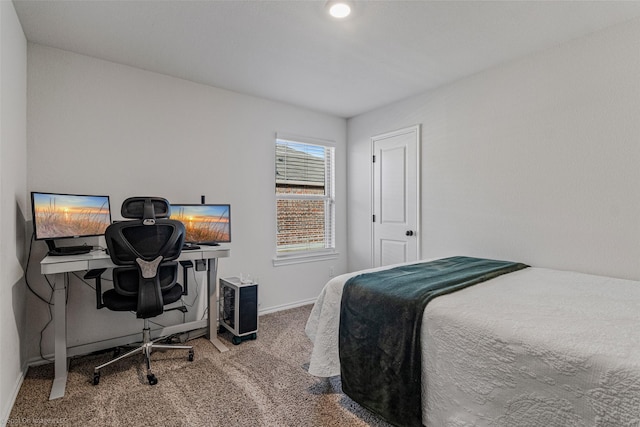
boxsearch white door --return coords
[372,125,420,267]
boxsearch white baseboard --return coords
[2,363,28,427]
[258,297,316,316]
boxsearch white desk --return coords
[40,246,230,400]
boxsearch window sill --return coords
[272,251,339,267]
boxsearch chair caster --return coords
[93,372,100,385]
[188,349,194,362]
[147,374,158,385]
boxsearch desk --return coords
[40,246,230,400]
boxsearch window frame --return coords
[273,133,338,266]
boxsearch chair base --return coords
[93,319,194,386]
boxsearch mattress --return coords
[305,260,640,426]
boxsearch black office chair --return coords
[91,197,193,386]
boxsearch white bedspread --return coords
[305,262,640,426]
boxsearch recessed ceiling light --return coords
[327,1,352,19]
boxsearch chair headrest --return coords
[121,197,171,223]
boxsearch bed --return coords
[305,257,640,427]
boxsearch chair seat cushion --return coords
[103,284,183,312]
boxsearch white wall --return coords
[348,17,640,280]
[0,0,28,421]
[26,44,347,362]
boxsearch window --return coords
[275,134,335,263]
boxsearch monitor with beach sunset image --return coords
[169,204,231,244]
[31,192,112,241]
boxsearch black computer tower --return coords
[219,277,258,344]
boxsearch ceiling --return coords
[13,0,640,118]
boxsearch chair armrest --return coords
[84,268,108,309]
[179,261,193,296]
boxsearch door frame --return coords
[371,124,421,267]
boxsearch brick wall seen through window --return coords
[276,138,334,254]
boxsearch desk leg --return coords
[50,272,68,400]
[207,258,228,353]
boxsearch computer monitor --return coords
[31,191,112,253]
[169,204,231,244]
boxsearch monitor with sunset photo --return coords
[169,204,231,244]
[31,192,112,241]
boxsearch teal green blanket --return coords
[339,256,529,427]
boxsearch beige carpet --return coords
[9,305,392,426]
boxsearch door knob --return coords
[406,230,414,236]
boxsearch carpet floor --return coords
[9,305,392,426]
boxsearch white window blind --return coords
[275,135,335,256]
